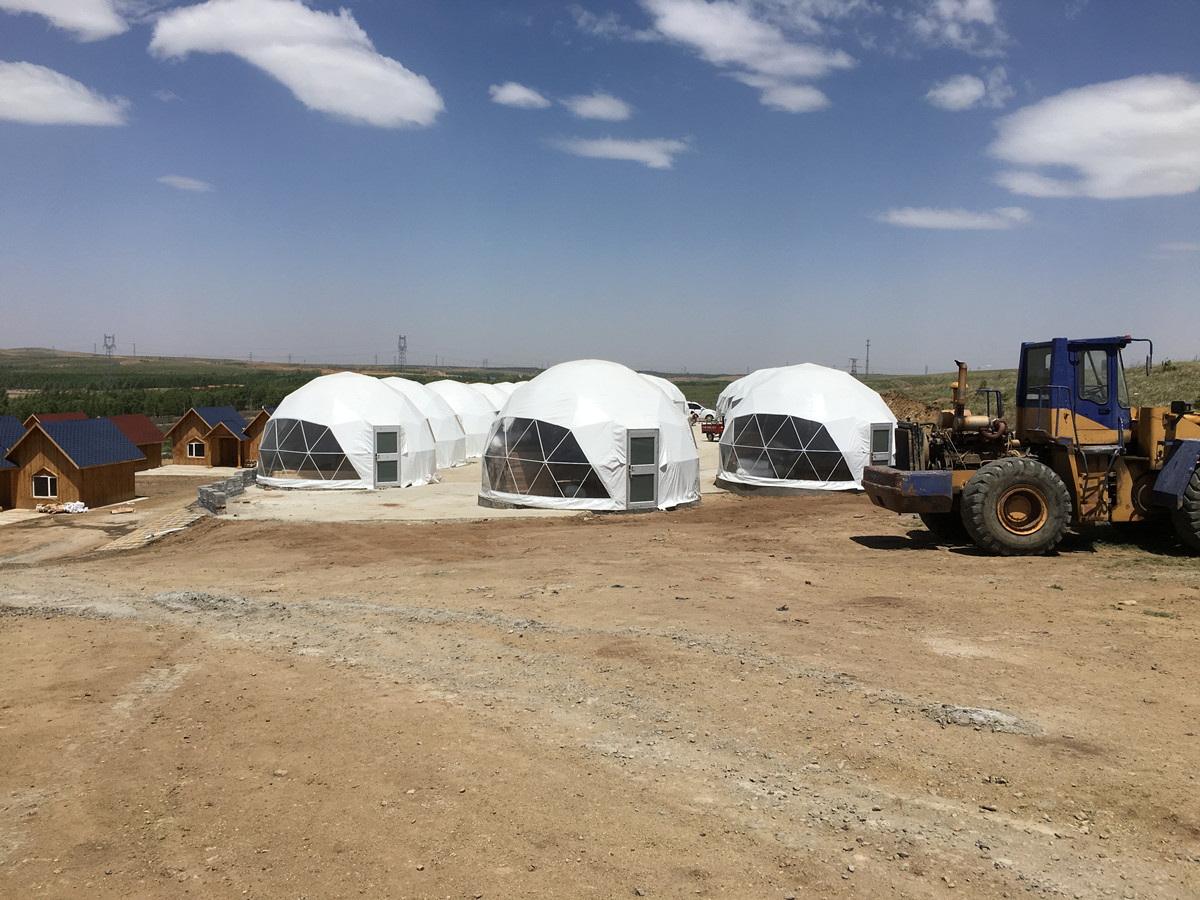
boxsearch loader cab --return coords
[1016,337,1135,445]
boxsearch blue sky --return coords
[1,0,1197,375]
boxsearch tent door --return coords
[626,429,658,510]
[373,427,402,487]
[870,424,893,465]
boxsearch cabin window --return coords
[1076,349,1109,405]
[33,474,58,498]
[187,441,205,458]
[1021,345,1053,403]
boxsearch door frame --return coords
[626,428,659,510]
[373,426,402,488]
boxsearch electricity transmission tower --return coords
[103,334,116,360]
[397,335,407,369]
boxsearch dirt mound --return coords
[880,390,940,422]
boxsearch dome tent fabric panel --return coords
[639,373,688,417]
[470,382,507,413]
[425,380,497,458]
[257,372,438,489]
[717,364,896,491]
[479,359,700,511]
[381,377,468,469]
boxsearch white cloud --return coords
[0,0,127,41]
[990,75,1200,199]
[927,74,985,110]
[1148,241,1200,260]
[158,174,214,192]
[874,206,1030,230]
[562,92,633,120]
[489,82,551,109]
[732,73,829,112]
[149,0,443,128]
[640,0,854,112]
[926,66,1011,111]
[554,137,690,169]
[907,0,1006,56]
[0,61,129,125]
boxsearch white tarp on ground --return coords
[382,377,468,469]
[639,373,688,417]
[480,359,700,511]
[425,380,498,458]
[716,364,896,491]
[257,371,438,489]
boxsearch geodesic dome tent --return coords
[480,359,700,511]
[470,382,508,413]
[381,377,467,469]
[257,372,437,489]
[425,380,498,458]
[639,373,688,417]
[717,364,896,491]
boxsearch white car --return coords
[685,401,717,423]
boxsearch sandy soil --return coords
[1,446,1198,899]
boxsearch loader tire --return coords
[961,457,1071,556]
[1171,466,1200,553]
[918,510,969,544]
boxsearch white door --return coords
[626,429,658,510]
[373,427,402,487]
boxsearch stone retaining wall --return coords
[197,469,258,514]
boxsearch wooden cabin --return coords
[0,415,23,509]
[241,408,274,465]
[106,414,166,471]
[165,406,250,467]
[4,419,142,510]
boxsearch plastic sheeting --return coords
[425,380,498,458]
[381,377,468,469]
[716,364,896,491]
[257,372,438,489]
[480,359,700,511]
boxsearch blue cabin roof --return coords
[37,419,144,468]
[195,406,249,432]
[0,414,23,455]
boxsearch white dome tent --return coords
[717,364,896,491]
[480,360,700,511]
[639,373,688,418]
[425,380,498,458]
[470,382,507,412]
[382,377,467,469]
[257,372,438,489]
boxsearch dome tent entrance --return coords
[717,364,896,492]
[257,372,437,489]
[480,360,700,511]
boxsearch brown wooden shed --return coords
[106,413,166,471]
[165,406,250,467]
[5,419,142,510]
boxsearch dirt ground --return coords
[1,459,1198,899]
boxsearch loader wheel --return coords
[918,510,969,544]
[1171,466,1200,553]
[961,457,1071,556]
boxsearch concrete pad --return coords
[223,424,727,523]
